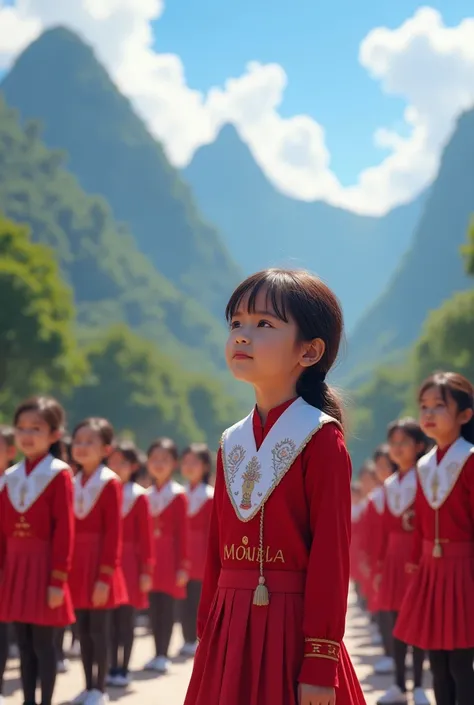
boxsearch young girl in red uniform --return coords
[0,425,16,705]
[108,441,153,686]
[394,372,474,705]
[185,268,366,705]
[180,443,214,657]
[70,418,127,705]
[145,437,189,674]
[0,397,75,705]
[376,419,429,705]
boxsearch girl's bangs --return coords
[225,272,290,323]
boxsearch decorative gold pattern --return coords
[271,438,296,483]
[226,445,246,484]
[51,570,68,582]
[417,440,474,510]
[99,565,114,576]
[304,638,340,661]
[240,458,262,510]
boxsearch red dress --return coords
[148,481,189,599]
[394,438,474,650]
[350,501,366,586]
[70,465,128,610]
[187,483,214,582]
[360,487,385,612]
[377,469,417,613]
[0,454,75,626]
[185,397,366,705]
[121,482,154,609]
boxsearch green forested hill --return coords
[344,108,474,386]
[1,26,241,317]
[0,96,230,376]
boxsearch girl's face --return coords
[226,289,316,390]
[388,430,420,470]
[109,450,135,483]
[419,386,473,446]
[72,426,110,473]
[147,447,176,484]
[15,411,60,460]
[181,452,206,486]
[374,454,395,482]
[359,470,378,496]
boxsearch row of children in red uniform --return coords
[351,371,474,705]
[0,399,213,705]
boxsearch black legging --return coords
[111,605,135,674]
[14,623,57,705]
[55,627,65,661]
[76,609,112,693]
[389,612,425,692]
[181,580,202,644]
[377,611,394,658]
[0,622,8,695]
[149,592,174,658]
[429,648,474,705]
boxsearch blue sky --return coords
[153,0,471,185]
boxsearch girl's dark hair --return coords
[72,417,114,446]
[13,396,65,459]
[147,437,178,460]
[181,442,213,485]
[418,372,474,443]
[113,440,141,482]
[0,425,15,448]
[387,417,429,459]
[372,443,398,472]
[225,268,344,424]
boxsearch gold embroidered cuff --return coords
[304,638,340,662]
[99,565,114,576]
[51,570,68,582]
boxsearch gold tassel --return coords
[432,540,443,558]
[253,576,269,606]
[253,506,270,607]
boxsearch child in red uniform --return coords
[375,419,429,705]
[394,373,474,705]
[185,268,366,705]
[108,441,153,687]
[70,418,127,705]
[0,397,75,705]
[145,437,189,674]
[179,443,214,657]
[0,425,16,705]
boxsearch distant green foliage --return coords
[0,95,227,375]
[461,216,474,276]
[1,26,241,317]
[0,212,84,414]
[65,325,240,450]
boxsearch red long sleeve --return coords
[410,484,423,565]
[49,470,75,589]
[0,490,5,574]
[174,493,190,573]
[97,480,122,586]
[137,495,154,575]
[197,451,223,640]
[298,425,351,688]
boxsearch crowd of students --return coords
[351,371,474,705]
[0,399,213,705]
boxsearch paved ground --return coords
[4,591,434,704]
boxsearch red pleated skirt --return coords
[0,537,74,626]
[122,540,149,609]
[152,534,185,599]
[189,529,207,582]
[70,533,128,610]
[377,533,413,612]
[184,569,366,705]
[394,540,474,650]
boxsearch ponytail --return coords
[49,440,63,459]
[296,366,344,426]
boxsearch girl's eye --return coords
[257,320,272,328]
[230,320,240,329]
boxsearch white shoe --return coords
[179,641,198,657]
[70,691,91,704]
[377,685,408,704]
[105,674,118,687]
[85,691,109,705]
[154,656,170,673]
[57,658,70,673]
[68,640,81,657]
[374,656,395,675]
[144,656,160,671]
[371,632,383,646]
[114,673,130,687]
[0,695,4,704]
[413,688,431,705]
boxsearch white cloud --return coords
[0,3,474,214]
